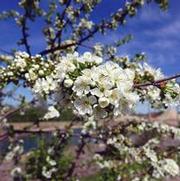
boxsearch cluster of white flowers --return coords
[1,51,179,121]
[5,140,24,161]
[66,6,77,21]
[13,51,29,70]
[152,158,179,178]
[11,167,22,178]
[0,51,54,89]
[0,52,29,84]
[93,43,104,56]
[134,63,180,108]
[141,139,178,178]
[160,159,179,176]
[33,76,58,95]
[0,54,13,63]
[138,124,180,178]
[32,52,102,96]
[73,18,94,38]
[75,0,102,12]
[109,1,145,31]
[107,46,117,57]
[43,106,60,120]
[137,121,180,138]
[137,63,164,80]
[93,154,114,169]
[82,116,96,134]
[41,155,57,179]
[78,18,94,30]
[72,61,139,117]
[92,118,180,180]
[94,132,180,180]
[42,166,57,179]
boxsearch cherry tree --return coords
[0,0,180,180]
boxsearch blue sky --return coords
[0,0,180,111]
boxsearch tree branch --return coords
[63,135,86,180]
[39,0,140,55]
[21,10,31,56]
[134,73,180,88]
[53,0,72,45]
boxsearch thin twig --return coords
[134,73,180,88]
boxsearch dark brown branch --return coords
[12,128,60,134]
[0,98,35,120]
[40,41,76,55]
[53,0,72,45]
[1,107,22,121]
[21,10,31,56]
[134,73,180,88]
[63,135,86,180]
[39,26,99,55]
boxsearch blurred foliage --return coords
[7,106,74,122]
[25,137,74,180]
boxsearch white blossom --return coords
[73,96,94,115]
[44,106,60,120]
[78,18,94,29]
[11,167,22,177]
[160,159,179,177]
[33,76,58,95]
[98,97,109,108]
[64,78,74,88]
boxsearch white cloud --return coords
[145,18,180,38]
[158,20,180,36]
[138,4,169,22]
[150,39,179,49]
